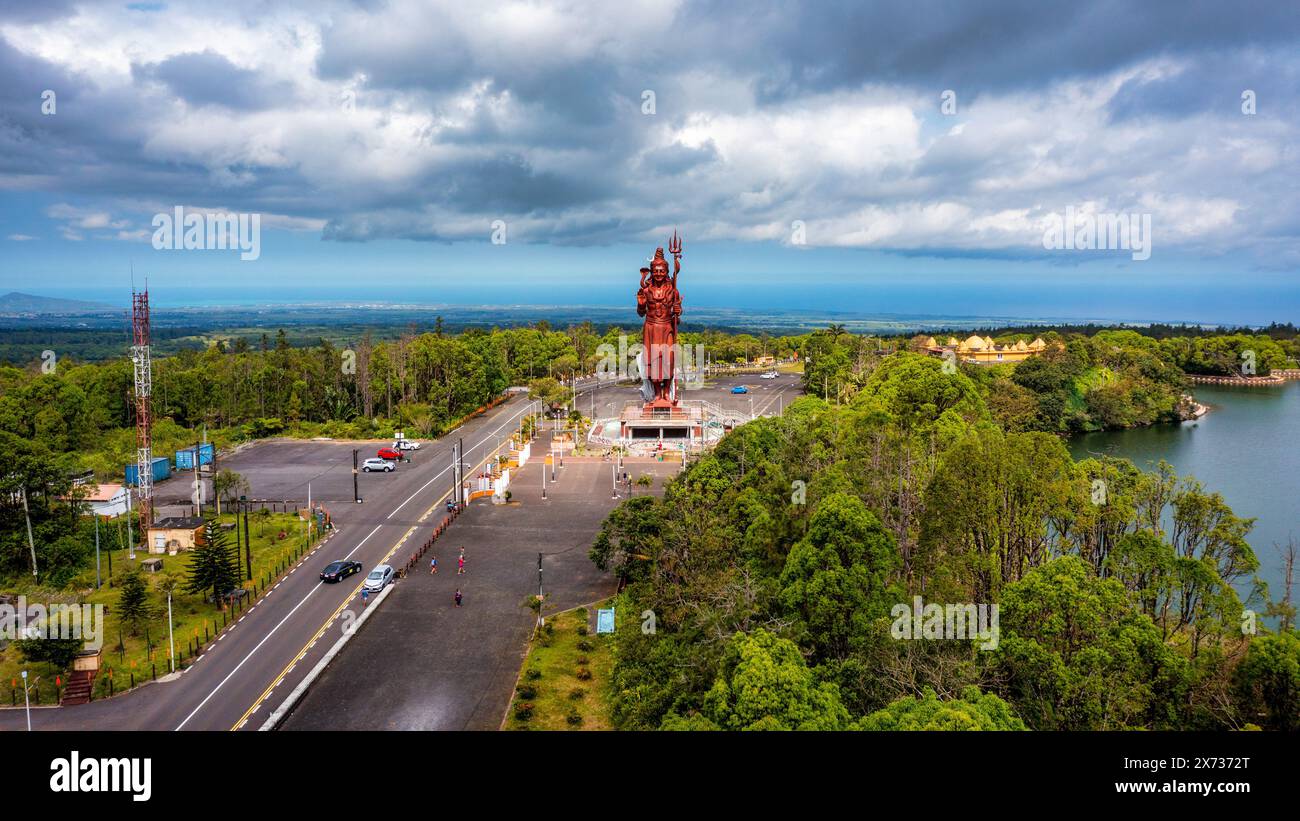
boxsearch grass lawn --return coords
[505,602,614,730]
[1,510,322,704]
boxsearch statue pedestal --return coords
[620,401,704,449]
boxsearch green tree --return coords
[991,556,1191,730]
[1232,631,1299,731]
[779,493,898,660]
[117,570,151,636]
[184,515,241,607]
[694,629,851,730]
[857,686,1027,731]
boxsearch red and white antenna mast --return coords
[131,287,153,539]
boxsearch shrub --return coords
[576,623,588,636]
[516,683,537,699]
[514,702,535,721]
[525,667,542,681]
[576,667,593,681]
[576,656,590,666]
[569,687,586,700]
[566,710,583,726]
[576,639,594,652]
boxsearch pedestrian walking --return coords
[430,556,438,574]
[361,587,369,606]
[454,588,463,607]
[457,555,465,575]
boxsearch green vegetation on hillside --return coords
[591,358,1295,730]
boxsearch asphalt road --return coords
[0,371,804,731]
[0,396,538,731]
[280,436,681,730]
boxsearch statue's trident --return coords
[668,229,683,285]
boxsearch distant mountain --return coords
[0,292,116,314]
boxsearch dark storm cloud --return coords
[1107,50,1300,122]
[675,0,1300,102]
[0,0,79,24]
[0,0,1297,262]
[132,50,295,110]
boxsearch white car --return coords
[363,564,394,592]
[392,439,421,451]
[361,457,395,472]
[760,371,778,379]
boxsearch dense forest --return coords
[0,323,799,584]
[803,327,1300,433]
[591,352,1299,731]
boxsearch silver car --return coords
[363,564,394,592]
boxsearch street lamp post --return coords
[21,670,30,731]
[167,588,176,673]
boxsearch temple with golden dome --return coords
[924,334,1048,365]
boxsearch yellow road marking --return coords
[229,425,519,730]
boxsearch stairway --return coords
[60,670,95,705]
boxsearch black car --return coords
[320,559,363,583]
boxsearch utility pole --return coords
[450,442,458,508]
[242,497,251,580]
[233,497,242,580]
[94,514,102,589]
[192,439,201,517]
[352,449,360,504]
[458,437,464,507]
[126,489,134,561]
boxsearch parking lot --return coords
[574,370,804,423]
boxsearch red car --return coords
[377,447,402,461]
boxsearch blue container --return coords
[175,443,215,470]
[125,456,171,487]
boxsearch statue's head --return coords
[650,247,669,282]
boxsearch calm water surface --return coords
[1069,382,1299,600]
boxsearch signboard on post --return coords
[596,608,615,634]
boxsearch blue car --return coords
[731,385,748,394]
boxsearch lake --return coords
[1069,381,1298,604]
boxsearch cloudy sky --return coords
[1,0,1298,323]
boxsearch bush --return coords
[566,710,583,726]
[568,687,586,700]
[576,623,588,636]
[576,639,594,652]
[576,667,593,681]
[516,683,537,699]
[513,702,535,721]
[525,667,542,681]
[576,656,589,666]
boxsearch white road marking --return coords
[174,399,533,730]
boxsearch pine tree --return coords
[118,570,150,636]
[185,515,240,608]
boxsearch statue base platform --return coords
[586,400,749,455]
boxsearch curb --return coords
[258,581,395,731]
